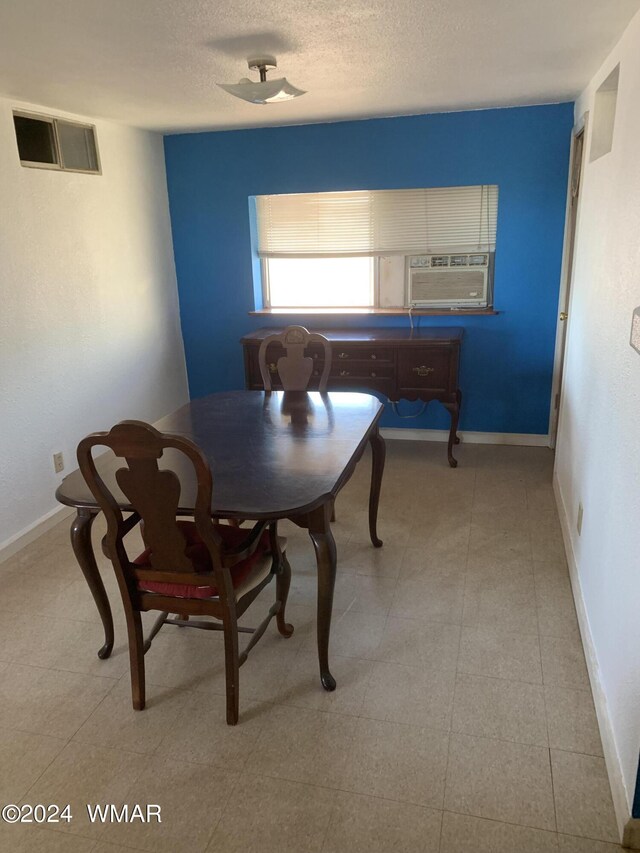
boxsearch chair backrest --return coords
[258,325,332,391]
[77,420,238,602]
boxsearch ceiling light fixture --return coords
[217,56,306,105]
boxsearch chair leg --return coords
[330,499,336,523]
[276,553,294,638]
[125,610,146,711]
[223,614,240,725]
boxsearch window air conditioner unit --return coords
[405,253,491,308]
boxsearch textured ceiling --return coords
[0,0,639,132]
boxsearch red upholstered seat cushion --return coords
[134,521,271,600]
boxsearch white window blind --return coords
[256,185,498,258]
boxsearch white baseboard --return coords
[0,504,74,565]
[553,471,629,843]
[381,428,550,447]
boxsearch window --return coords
[265,257,374,309]
[255,186,498,310]
[13,111,100,174]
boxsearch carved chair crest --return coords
[77,421,222,576]
[258,325,332,392]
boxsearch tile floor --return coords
[0,440,624,852]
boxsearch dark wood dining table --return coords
[55,390,386,691]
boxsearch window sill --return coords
[249,307,499,317]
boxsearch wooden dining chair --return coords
[77,420,294,725]
[257,325,338,521]
[258,325,332,391]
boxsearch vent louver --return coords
[406,253,490,307]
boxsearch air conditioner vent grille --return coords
[406,253,491,307]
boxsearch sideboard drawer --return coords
[334,347,393,363]
[397,347,453,394]
[260,342,325,362]
[331,362,394,380]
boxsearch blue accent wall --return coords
[164,103,573,434]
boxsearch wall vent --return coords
[13,111,100,174]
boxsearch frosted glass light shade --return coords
[217,77,306,104]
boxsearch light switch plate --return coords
[631,306,640,355]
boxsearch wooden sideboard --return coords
[241,327,464,467]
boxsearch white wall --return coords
[0,98,189,550]
[554,7,640,831]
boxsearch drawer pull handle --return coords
[412,365,435,376]
[268,362,278,374]
[338,352,349,359]
[370,353,377,360]
[371,372,377,377]
[339,370,350,377]
[313,353,318,359]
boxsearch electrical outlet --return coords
[53,452,64,474]
[577,502,584,535]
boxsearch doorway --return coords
[549,120,586,447]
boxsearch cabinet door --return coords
[397,347,454,396]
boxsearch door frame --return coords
[548,111,589,447]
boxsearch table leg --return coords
[368,427,385,548]
[443,393,461,468]
[308,502,337,691]
[70,508,114,659]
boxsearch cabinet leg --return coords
[444,394,461,468]
[454,389,462,444]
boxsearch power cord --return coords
[391,400,428,419]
